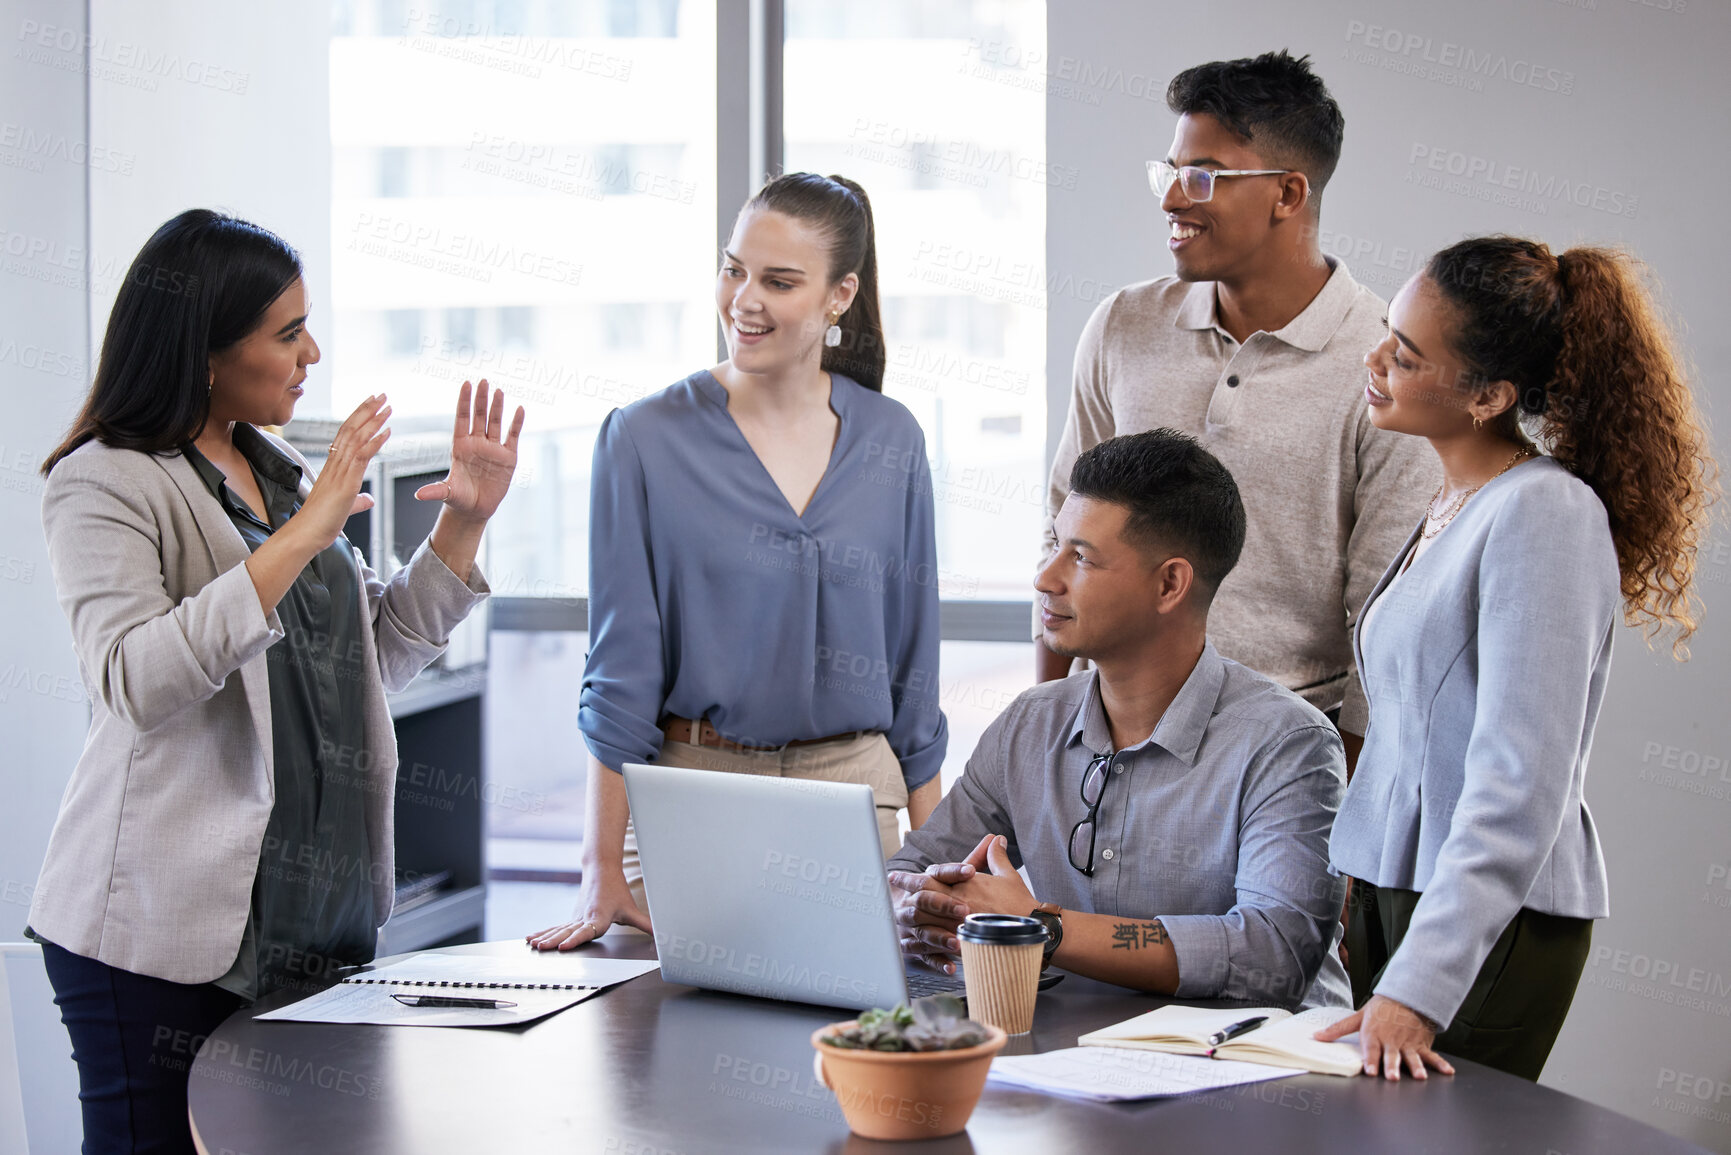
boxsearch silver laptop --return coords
[621,762,968,1011]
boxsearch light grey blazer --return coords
[28,431,488,984]
[1329,456,1617,1027]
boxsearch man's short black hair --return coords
[1166,50,1344,204]
[1069,429,1246,598]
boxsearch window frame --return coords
[488,0,1037,643]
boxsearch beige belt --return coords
[660,715,864,754]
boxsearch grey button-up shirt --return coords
[890,644,1350,1008]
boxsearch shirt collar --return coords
[181,440,228,498]
[694,368,857,419]
[1065,642,1228,767]
[232,424,305,489]
[1171,257,1359,353]
[180,426,304,507]
[1174,279,1220,332]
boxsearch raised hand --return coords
[415,379,525,523]
[294,394,391,550]
[244,394,390,616]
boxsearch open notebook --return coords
[255,951,661,1027]
[1079,1006,1363,1077]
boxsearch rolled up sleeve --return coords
[888,708,1015,871]
[1161,724,1346,1003]
[578,410,670,774]
[885,436,947,790]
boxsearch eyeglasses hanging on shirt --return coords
[1069,752,1115,876]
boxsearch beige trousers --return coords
[620,730,908,912]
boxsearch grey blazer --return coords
[1329,456,1617,1027]
[28,431,488,984]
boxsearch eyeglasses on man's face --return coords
[1146,160,1288,203]
[1068,753,1113,877]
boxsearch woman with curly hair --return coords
[1315,237,1717,1081]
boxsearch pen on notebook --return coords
[390,994,518,1010]
[1206,1016,1268,1048]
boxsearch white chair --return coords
[0,943,81,1155]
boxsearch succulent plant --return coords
[821,995,990,1052]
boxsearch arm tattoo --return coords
[1109,920,1169,950]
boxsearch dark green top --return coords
[186,426,376,1000]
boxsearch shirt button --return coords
[1101,849,1115,861]
[1226,374,1240,387]
[1113,765,1124,774]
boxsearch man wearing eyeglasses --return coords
[1036,51,1437,774]
[890,430,1351,1008]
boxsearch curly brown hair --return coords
[1426,236,1718,655]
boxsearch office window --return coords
[328,1,1051,851]
[444,306,479,351]
[499,304,535,349]
[784,0,1048,601]
[377,145,410,196]
[329,0,717,601]
[384,308,421,355]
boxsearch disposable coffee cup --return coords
[957,913,1049,1035]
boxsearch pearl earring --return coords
[824,311,843,348]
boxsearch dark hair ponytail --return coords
[42,208,303,474]
[1426,236,1718,652]
[743,172,885,391]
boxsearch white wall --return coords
[1046,2,1730,1149]
[87,0,333,413]
[1,0,93,961]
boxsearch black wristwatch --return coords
[1030,902,1064,967]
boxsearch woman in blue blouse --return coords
[530,174,948,949]
[1317,238,1716,1080]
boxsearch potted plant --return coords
[811,995,1008,1141]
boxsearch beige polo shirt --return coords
[1044,260,1440,734]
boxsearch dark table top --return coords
[188,937,1708,1155]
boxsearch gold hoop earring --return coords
[1472,415,1483,432]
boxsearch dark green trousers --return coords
[1345,881,1593,1081]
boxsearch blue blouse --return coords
[578,370,949,788]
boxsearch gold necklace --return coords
[1422,445,1535,539]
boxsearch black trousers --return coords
[1346,881,1593,1081]
[39,938,248,1155]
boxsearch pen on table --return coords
[390,994,517,1010]
[1206,1016,1268,1048]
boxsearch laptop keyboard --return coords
[904,968,966,998]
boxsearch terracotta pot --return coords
[810,1021,1008,1141]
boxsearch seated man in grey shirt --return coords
[890,430,1350,1008]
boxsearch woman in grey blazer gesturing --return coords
[29,209,523,1152]
[1315,237,1716,1081]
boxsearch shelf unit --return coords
[380,669,488,956]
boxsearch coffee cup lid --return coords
[958,913,1050,945]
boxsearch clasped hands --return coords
[887,833,1030,973]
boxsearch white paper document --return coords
[988,1046,1300,1102]
[255,950,661,1027]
